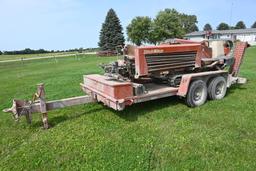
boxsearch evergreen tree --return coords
[203,23,212,31]
[98,9,125,51]
[0,51,2,55]
[251,21,256,28]
[235,21,246,29]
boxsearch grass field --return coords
[0,48,256,170]
[0,52,80,61]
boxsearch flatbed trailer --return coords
[3,41,249,129]
[80,70,230,110]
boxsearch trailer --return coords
[3,40,249,129]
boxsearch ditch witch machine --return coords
[3,39,249,129]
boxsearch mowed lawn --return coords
[0,48,256,170]
[0,52,78,61]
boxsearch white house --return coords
[185,28,256,45]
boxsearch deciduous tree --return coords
[217,22,230,30]
[203,23,212,31]
[151,9,185,43]
[181,14,199,33]
[235,21,246,29]
[126,8,199,45]
[126,16,152,46]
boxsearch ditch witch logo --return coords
[143,49,164,54]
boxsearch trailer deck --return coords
[81,70,229,111]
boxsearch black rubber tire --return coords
[208,76,227,100]
[186,80,207,107]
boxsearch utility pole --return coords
[229,0,235,27]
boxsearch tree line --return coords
[98,8,256,50]
[0,47,99,55]
[1,48,50,55]
[203,21,256,31]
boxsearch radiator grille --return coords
[145,51,197,72]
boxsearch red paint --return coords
[230,42,248,77]
[84,74,133,100]
[135,44,202,77]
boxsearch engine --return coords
[101,56,135,81]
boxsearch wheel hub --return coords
[194,86,203,101]
[215,81,224,95]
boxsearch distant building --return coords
[185,28,256,45]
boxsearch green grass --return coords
[0,50,256,170]
[0,52,79,61]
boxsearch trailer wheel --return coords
[208,76,227,100]
[186,80,207,107]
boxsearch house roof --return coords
[186,28,256,37]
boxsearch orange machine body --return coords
[133,43,212,78]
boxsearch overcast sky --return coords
[0,0,255,51]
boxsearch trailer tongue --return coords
[3,40,249,129]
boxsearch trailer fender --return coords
[177,70,228,97]
[177,75,192,97]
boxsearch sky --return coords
[0,0,255,51]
